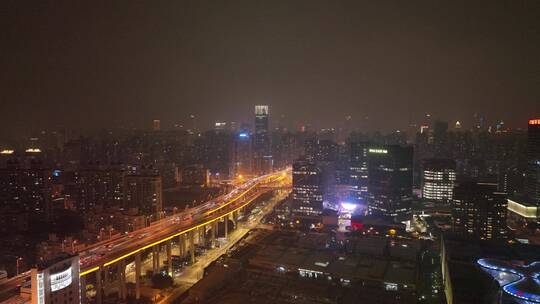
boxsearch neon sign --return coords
[368,148,388,154]
[529,119,540,125]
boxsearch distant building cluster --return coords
[271,115,540,265]
[0,108,539,304]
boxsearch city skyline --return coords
[0,108,535,144]
[1,1,539,303]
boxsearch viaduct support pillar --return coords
[224,216,228,239]
[190,230,195,264]
[180,234,186,258]
[152,246,156,272]
[80,274,86,304]
[103,266,109,289]
[119,260,127,300]
[211,221,216,248]
[166,240,172,276]
[96,268,102,304]
[135,252,141,300]
[199,226,205,247]
[152,245,160,273]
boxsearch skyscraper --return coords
[507,118,540,226]
[305,139,338,162]
[349,142,368,202]
[234,124,252,176]
[452,182,507,240]
[525,118,540,205]
[253,105,272,174]
[422,159,456,204]
[292,159,326,225]
[367,145,413,218]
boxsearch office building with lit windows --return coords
[292,159,333,225]
[452,182,507,240]
[253,105,272,174]
[349,142,369,202]
[31,254,80,304]
[507,118,540,227]
[234,125,252,176]
[366,145,413,218]
[305,139,338,162]
[525,118,540,205]
[422,159,456,203]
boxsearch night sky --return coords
[1,0,539,138]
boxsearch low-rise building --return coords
[30,254,80,304]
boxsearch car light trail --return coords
[74,170,290,277]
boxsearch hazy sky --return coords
[1,0,539,138]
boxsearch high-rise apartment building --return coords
[0,158,52,216]
[64,167,124,211]
[123,173,162,218]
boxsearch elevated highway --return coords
[0,169,291,303]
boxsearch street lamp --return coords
[16,257,23,276]
[71,240,77,253]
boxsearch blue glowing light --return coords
[341,202,357,211]
[52,170,61,177]
[477,258,540,303]
[238,133,249,139]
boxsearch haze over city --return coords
[0,1,539,304]
[1,0,539,139]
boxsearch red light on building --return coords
[350,220,364,231]
[529,119,540,125]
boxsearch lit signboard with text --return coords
[49,267,73,292]
[368,148,388,154]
